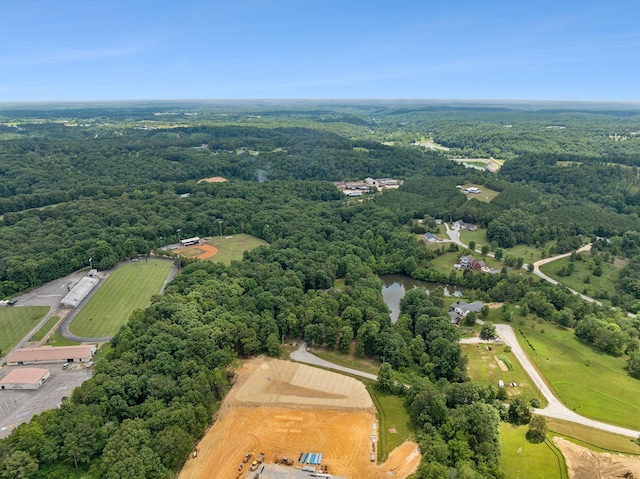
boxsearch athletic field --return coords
[0,306,49,354]
[68,259,172,338]
[177,234,268,265]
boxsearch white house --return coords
[424,233,437,242]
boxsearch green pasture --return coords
[205,234,268,265]
[514,319,640,430]
[500,423,567,479]
[504,243,552,264]
[0,306,49,354]
[30,315,60,342]
[428,251,461,273]
[69,260,172,338]
[462,343,547,406]
[539,255,620,299]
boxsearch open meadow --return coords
[0,306,49,354]
[68,259,172,338]
[499,423,567,479]
[539,255,621,299]
[513,319,640,430]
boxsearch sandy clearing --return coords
[179,358,420,479]
[198,176,228,183]
[554,437,640,479]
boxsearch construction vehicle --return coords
[249,452,265,471]
[243,452,252,463]
[275,456,294,466]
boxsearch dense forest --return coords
[1,101,640,478]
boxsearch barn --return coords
[0,368,51,390]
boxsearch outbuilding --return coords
[0,368,51,390]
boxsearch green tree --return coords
[479,322,496,340]
[376,362,395,393]
[627,352,640,379]
[508,396,532,425]
[526,416,547,443]
[0,451,38,479]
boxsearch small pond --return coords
[380,274,465,323]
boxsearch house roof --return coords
[451,301,484,313]
[424,233,436,239]
[61,276,99,308]
[6,345,96,363]
[0,368,50,385]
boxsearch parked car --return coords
[62,362,69,370]
[85,361,94,368]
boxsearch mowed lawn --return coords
[0,306,49,353]
[69,260,172,338]
[500,423,567,479]
[205,234,268,265]
[463,343,548,407]
[539,256,620,299]
[516,320,640,430]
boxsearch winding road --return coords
[291,334,640,439]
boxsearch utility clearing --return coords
[179,358,420,479]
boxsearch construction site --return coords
[178,358,420,479]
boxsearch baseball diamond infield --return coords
[179,358,420,479]
[177,244,218,260]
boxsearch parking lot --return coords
[0,363,91,439]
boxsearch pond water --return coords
[380,274,464,323]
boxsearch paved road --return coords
[292,336,640,439]
[290,343,378,381]
[494,323,640,438]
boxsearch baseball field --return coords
[179,358,420,479]
[176,234,268,265]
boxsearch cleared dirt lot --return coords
[554,437,640,479]
[0,364,90,438]
[179,358,420,479]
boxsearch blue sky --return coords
[1,0,639,101]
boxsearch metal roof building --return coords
[6,345,96,366]
[0,368,51,390]
[61,276,99,308]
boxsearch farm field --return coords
[179,358,420,479]
[499,423,567,479]
[0,306,49,354]
[462,342,547,406]
[68,260,172,338]
[539,255,621,299]
[514,319,640,430]
[177,234,268,265]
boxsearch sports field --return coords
[0,306,49,353]
[176,234,268,265]
[68,259,172,338]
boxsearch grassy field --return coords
[0,306,49,354]
[459,228,488,247]
[547,418,640,455]
[513,319,640,430]
[504,244,551,264]
[460,183,500,203]
[30,315,60,342]
[204,234,268,265]
[462,342,548,406]
[500,423,567,479]
[312,348,382,376]
[46,329,81,346]
[539,255,621,299]
[69,260,172,338]
[366,384,414,461]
